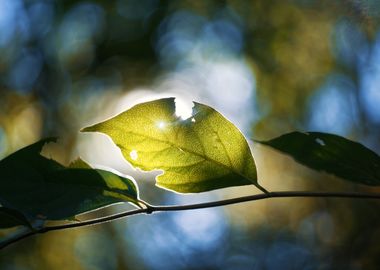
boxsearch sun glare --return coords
[174,98,193,120]
[157,121,166,129]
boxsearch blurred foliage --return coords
[259,131,380,186]
[0,138,140,221]
[1,0,380,269]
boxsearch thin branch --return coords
[1,191,380,250]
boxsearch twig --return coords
[1,191,380,250]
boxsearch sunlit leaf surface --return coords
[0,139,140,224]
[259,132,380,186]
[83,98,261,193]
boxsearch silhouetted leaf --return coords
[0,139,140,222]
[0,207,31,229]
[83,98,263,193]
[259,131,380,186]
[69,158,92,169]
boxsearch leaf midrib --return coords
[123,130,254,183]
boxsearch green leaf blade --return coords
[83,98,259,193]
[0,207,32,229]
[41,168,140,220]
[259,131,380,186]
[0,140,140,223]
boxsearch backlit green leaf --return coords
[258,131,380,186]
[83,98,264,193]
[0,139,140,223]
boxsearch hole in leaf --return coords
[130,150,138,160]
[315,138,326,146]
[175,98,193,120]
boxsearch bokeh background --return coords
[1,0,380,269]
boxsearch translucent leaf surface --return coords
[0,139,140,223]
[83,98,262,193]
[259,131,380,186]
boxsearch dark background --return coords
[1,0,380,269]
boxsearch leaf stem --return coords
[255,183,270,194]
[1,190,380,250]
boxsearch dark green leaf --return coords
[82,98,263,193]
[0,207,32,229]
[258,131,380,186]
[0,139,140,222]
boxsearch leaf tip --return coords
[80,126,92,133]
[80,123,105,134]
[69,157,91,169]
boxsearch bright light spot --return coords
[308,76,358,135]
[173,208,225,246]
[157,121,166,129]
[174,98,193,120]
[205,61,253,105]
[0,0,29,47]
[361,36,380,123]
[191,117,196,123]
[315,138,326,146]
[202,59,256,133]
[130,150,138,160]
